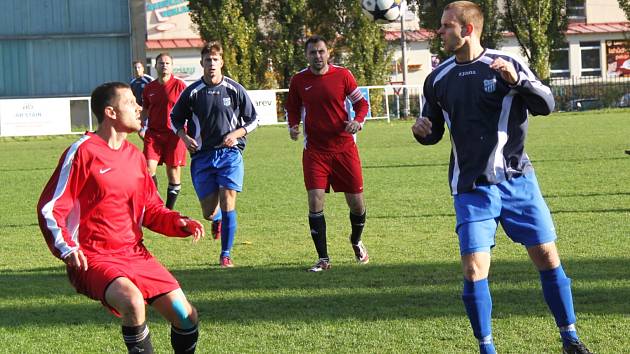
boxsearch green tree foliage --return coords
[412,0,503,60]
[618,0,630,20]
[503,0,567,81]
[188,0,265,88]
[188,0,393,89]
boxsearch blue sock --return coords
[479,335,496,354]
[220,210,237,257]
[540,265,578,346]
[212,210,222,222]
[462,278,495,353]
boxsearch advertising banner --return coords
[247,90,279,125]
[0,98,71,137]
[606,40,630,77]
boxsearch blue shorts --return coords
[190,148,244,200]
[454,172,557,255]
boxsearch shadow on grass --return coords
[1,258,628,327]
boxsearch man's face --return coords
[437,9,466,53]
[134,63,144,77]
[201,52,223,78]
[156,55,173,77]
[112,88,143,132]
[306,41,329,71]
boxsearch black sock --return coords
[122,323,153,354]
[151,175,158,189]
[349,210,366,245]
[166,183,181,210]
[171,324,199,354]
[308,211,328,260]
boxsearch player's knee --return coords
[463,263,485,281]
[171,298,196,329]
[118,293,146,318]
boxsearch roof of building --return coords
[146,38,205,49]
[566,21,630,34]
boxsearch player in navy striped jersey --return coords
[412,2,591,353]
[130,60,153,107]
[171,42,258,268]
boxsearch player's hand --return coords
[178,218,205,243]
[64,249,88,272]
[182,135,199,154]
[344,121,361,134]
[289,125,300,141]
[222,131,240,148]
[412,116,432,138]
[489,58,518,85]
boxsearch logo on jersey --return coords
[99,167,112,174]
[305,85,313,91]
[483,78,497,93]
[223,97,231,106]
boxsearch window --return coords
[580,41,601,77]
[550,46,570,78]
[566,0,586,23]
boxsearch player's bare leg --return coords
[105,277,153,353]
[152,289,199,353]
[306,189,330,271]
[165,165,181,210]
[147,159,159,188]
[345,192,368,263]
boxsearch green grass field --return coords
[1,110,629,353]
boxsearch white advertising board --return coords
[247,90,279,125]
[0,98,71,137]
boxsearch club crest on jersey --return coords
[483,78,497,93]
[223,97,231,106]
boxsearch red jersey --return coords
[142,76,187,133]
[285,65,369,153]
[37,132,190,260]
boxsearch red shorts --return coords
[144,129,187,167]
[302,146,364,193]
[67,246,180,316]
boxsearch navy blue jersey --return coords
[418,49,554,195]
[170,76,258,152]
[130,74,154,106]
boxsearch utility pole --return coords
[400,9,410,117]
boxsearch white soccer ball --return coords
[361,0,403,24]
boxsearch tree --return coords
[188,0,266,88]
[413,0,503,60]
[503,0,567,81]
[619,0,630,20]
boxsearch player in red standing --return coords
[285,35,370,272]
[140,53,188,211]
[37,82,204,353]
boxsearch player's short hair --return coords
[304,35,327,52]
[155,52,172,63]
[444,1,484,36]
[201,41,223,57]
[90,82,130,124]
[132,60,143,66]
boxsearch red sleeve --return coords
[285,75,302,127]
[140,166,190,238]
[345,70,369,123]
[37,144,89,260]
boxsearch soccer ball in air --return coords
[361,0,403,24]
